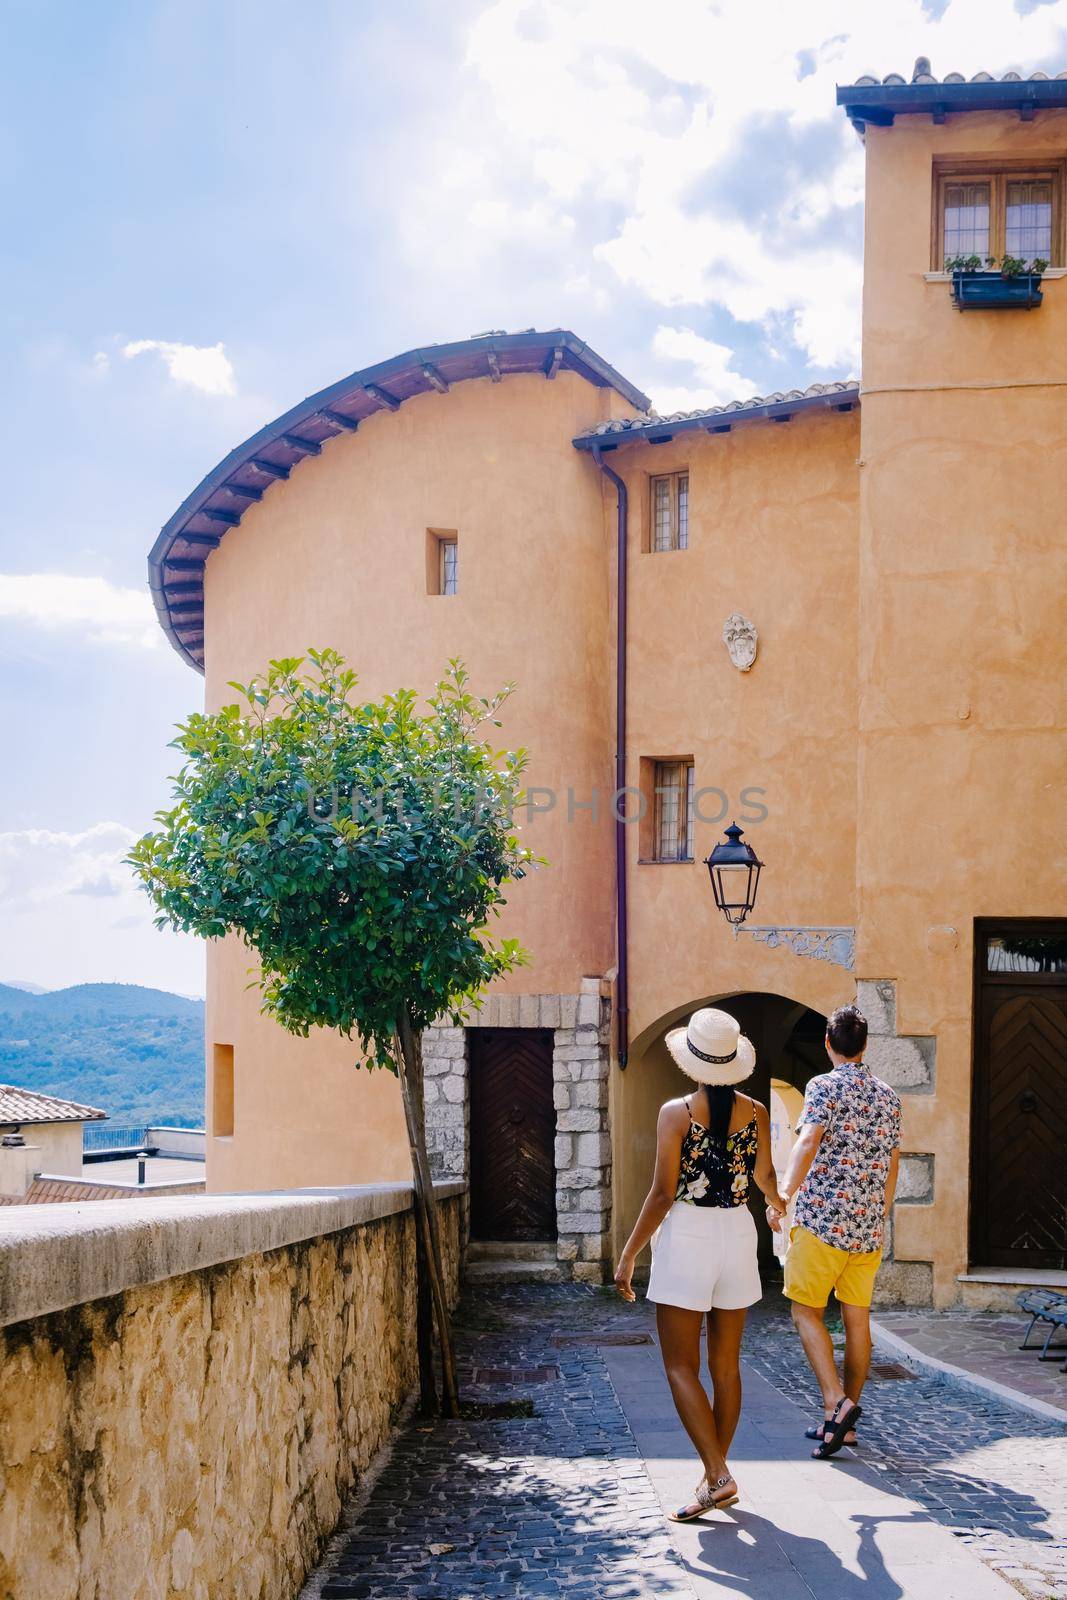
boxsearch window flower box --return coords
[951,271,1043,310]
[947,254,1048,311]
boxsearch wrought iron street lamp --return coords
[704,821,763,928]
[703,822,855,968]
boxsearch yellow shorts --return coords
[784,1225,882,1309]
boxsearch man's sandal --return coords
[668,1473,739,1523]
[811,1397,862,1459]
[805,1419,859,1446]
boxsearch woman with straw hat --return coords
[614,1007,787,1523]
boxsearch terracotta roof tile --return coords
[848,60,1067,87]
[0,1085,107,1126]
[579,379,859,439]
[0,1177,206,1204]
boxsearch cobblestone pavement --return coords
[302,1283,694,1599]
[304,1281,1067,1600]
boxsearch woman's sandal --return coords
[668,1473,739,1523]
[811,1397,862,1460]
[805,1419,859,1446]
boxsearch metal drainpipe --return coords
[592,446,629,1068]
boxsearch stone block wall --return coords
[423,979,613,1282]
[551,986,613,1283]
[857,980,937,1308]
[0,1182,463,1600]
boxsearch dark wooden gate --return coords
[469,1028,556,1242]
[972,921,1067,1270]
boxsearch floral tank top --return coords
[675,1097,758,1208]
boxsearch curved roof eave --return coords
[148,329,650,673]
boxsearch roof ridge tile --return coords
[844,64,1066,88]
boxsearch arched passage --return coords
[613,990,828,1272]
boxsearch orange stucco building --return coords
[148,66,1067,1308]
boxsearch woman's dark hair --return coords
[826,1004,868,1058]
[706,1084,736,1142]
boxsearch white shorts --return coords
[646,1200,762,1313]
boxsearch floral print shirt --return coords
[675,1107,758,1208]
[794,1063,902,1253]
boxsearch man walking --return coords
[769,1003,901,1458]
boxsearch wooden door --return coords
[972,922,1067,1270]
[469,1029,556,1241]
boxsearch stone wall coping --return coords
[0,1179,465,1330]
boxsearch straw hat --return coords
[665,1007,755,1086]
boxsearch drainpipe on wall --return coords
[592,446,629,1068]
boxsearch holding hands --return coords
[765,1193,790,1233]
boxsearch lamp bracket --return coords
[732,925,855,971]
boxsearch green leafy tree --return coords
[128,650,536,1414]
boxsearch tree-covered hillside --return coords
[0,983,205,1126]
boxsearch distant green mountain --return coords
[0,983,205,1127]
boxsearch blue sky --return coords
[2,0,1065,994]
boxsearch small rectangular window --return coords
[427,530,459,595]
[213,1043,234,1137]
[650,473,689,552]
[936,164,1062,266]
[440,538,458,595]
[653,760,695,861]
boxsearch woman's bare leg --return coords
[656,1303,731,1502]
[705,1307,747,1456]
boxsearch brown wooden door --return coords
[972,923,1067,1270]
[469,1029,556,1242]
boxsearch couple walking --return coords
[614,1002,901,1522]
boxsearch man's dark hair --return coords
[826,1004,868,1058]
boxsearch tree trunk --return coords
[396,1019,436,1412]
[394,1012,461,1418]
[414,1224,438,1417]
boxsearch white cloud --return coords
[0,823,139,910]
[122,338,236,396]
[649,325,760,413]
[394,0,1067,380]
[0,574,159,651]
[0,824,204,994]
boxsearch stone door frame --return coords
[422,978,612,1282]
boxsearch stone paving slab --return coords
[742,1298,1067,1600]
[874,1308,1067,1422]
[605,1345,1017,1600]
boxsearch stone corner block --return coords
[556,1108,600,1134]
[574,1131,611,1168]
[865,1032,934,1094]
[855,979,896,1035]
[872,1259,933,1309]
[577,992,601,1026]
[896,1152,934,1204]
[571,1260,609,1285]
